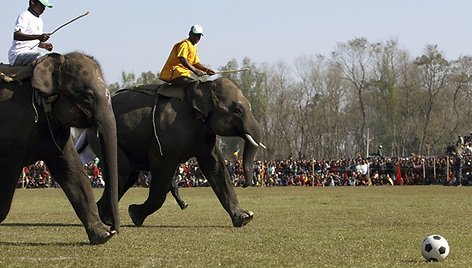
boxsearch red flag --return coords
[396,163,403,185]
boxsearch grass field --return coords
[0,186,471,267]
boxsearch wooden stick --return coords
[51,11,90,35]
[30,11,90,50]
[214,68,250,74]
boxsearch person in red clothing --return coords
[92,164,100,179]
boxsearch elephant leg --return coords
[170,176,188,210]
[0,166,22,222]
[97,147,134,225]
[121,171,141,195]
[46,141,115,245]
[128,163,175,227]
[197,149,254,227]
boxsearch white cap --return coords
[190,25,204,36]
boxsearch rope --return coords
[31,91,39,123]
[152,93,163,156]
[37,94,63,154]
[45,113,64,154]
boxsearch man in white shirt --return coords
[8,0,53,66]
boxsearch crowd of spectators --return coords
[17,153,471,189]
[237,155,470,187]
[18,159,103,189]
[18,160,57,188]
[86,158,105,188]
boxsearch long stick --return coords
[214,68,250,74]
[30,11,90,50]
[51,11,90,35]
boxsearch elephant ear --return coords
[195,81,218,116]
[32,53,65,96]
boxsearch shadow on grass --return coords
[3,222,233,229]
[401,259,425,264]
[1,222,82,227]
[0,222,234,246]
[121,224,233,229]
[0,241,89,246]
[0,223,96,246]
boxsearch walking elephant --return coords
[74,134,188,211]
[0,52,119,244]
[82,77,264,227]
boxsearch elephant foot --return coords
[178,201,189,210]
[231,210,254,227]
[86,224,117,245]
[129,204,146,227]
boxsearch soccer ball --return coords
[421,234,450,262]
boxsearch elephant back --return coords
[0,64,33,83]
[116,83,187,101]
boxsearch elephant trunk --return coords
[241,120,263,188]
[241,140,258,188]
[94,91,120,232]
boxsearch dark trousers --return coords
[170,76,209,116]
[454,156,463,185]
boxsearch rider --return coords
[159,25,216,118]
[8,0,54,66]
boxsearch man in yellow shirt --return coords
[159,25,216,118]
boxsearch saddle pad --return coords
[156,84,185,100]
[0,64,33,82]
[114,84,185,100]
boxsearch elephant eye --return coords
[234,105,243,116]
[80,90,93,99]
[77,90,94,105]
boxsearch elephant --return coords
[81,77,264,227]
[0,52,119,244]
[74,134,188,210]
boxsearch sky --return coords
[0,0,470,84]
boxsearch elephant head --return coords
[31,52,120,232]
[201,78,265,187]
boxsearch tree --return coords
[120,71,137,88]
[295,55,349,158]
[332,38,372,156]
[414,45,451,154]
[448,56,472,135]
[136,71,162,85]
[368,40,406,156]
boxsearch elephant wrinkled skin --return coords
[86,77,263,227]
[0,53,119,245]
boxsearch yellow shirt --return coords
[159,39,200,82]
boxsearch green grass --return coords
[0,186,471,267]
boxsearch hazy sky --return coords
[1,0,470,84]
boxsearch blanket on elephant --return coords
[0,64,33,83]
[116,83,185,100]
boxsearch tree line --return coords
[108,38,472,160]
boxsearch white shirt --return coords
[8,10,43,65]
